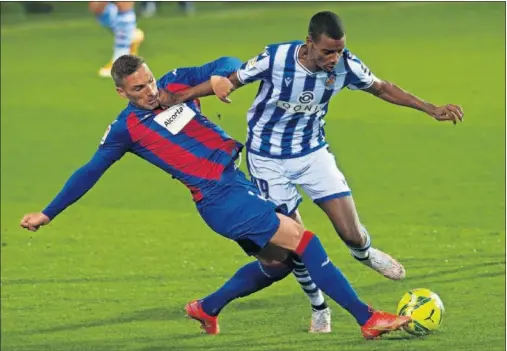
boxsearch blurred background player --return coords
[89,1,145,77]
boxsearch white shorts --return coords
[246,147,351,215]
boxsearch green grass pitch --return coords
[1,2,505,350]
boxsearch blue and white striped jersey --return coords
[237,40,377,159]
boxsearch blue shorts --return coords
[196,170,280,255]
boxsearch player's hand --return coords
[20,212,50,232]
[158,88,181,108]
[211,75,233,103]
[429,104,464,125]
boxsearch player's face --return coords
[307,34,346,72]
[116,63,159,110]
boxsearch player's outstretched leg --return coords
[270,214,410,339]
[317,196,405,280]
[194,174,407,338]
[185,252,293,334]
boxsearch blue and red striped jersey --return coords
[43,57,243,219]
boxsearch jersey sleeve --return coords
[41,122,131,220]
[97,121,131,162]
[236,46,272,84]
[344,50,378,90]
[159,57,243,87]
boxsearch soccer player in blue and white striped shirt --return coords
[173,11,463,333]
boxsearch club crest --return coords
[325,74,336,90]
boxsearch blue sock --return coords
[96,3,118,30]
[296,231,373,325]
[201,261,292,316]
[113,9,136,61]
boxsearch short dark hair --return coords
[308,11,345,42]
[111,54,145,87]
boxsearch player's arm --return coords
[208,48,272,103]
[161,50,271,106]
[364,79,463,124]
[20,127,129,231]
[345,51,463,124]
[186,56,244,103]
[158,79,215,107]
[220,48,271,94]
[159,57,243,106]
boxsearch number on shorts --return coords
[252,176,270,199]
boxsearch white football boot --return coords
[358,248,406,280]
[309,307,332,333]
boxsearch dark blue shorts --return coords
[197,170,280,255]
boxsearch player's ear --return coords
[116,87,127,99]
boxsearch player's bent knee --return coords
[269,213,306,252]
[257,258,287,268]
[255,243,291,266]
[255,258,294,281]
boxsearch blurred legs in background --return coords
[89,1,144,77]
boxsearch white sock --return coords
[112,10,136,61]
[349,224,371,260]
[292,257,327,310]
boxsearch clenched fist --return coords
[20,212,50,232]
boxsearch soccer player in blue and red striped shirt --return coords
[20,55,409,339]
